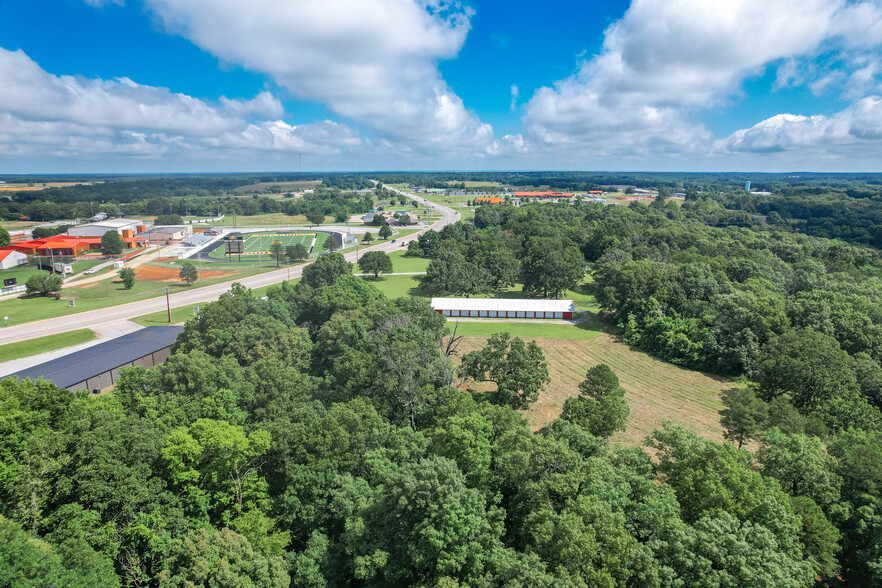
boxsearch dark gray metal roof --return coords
[10,326,183,389]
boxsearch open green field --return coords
[449,317,601,340]
[385,250,430,273]
[0,266,49,285]
[232,180,322,193]
[194,213,335,227]
[456,334,735,443]
[0,328,96,361]
[132,305,201,327]
[365,273,596,309]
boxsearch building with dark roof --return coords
[10,326,183,392]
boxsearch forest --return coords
[2,176,882,586]
[0,175,373,223]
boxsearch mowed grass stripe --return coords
[456,334,735,446]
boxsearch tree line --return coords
[3,253,873,586]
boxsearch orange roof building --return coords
[6,235,147,256]
[514,191,574,198]
[475,197,505,204]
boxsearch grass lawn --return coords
[0,266,49,285]
[363,274,426,298]
[448,317,601,340]
[0,328,96,361]
[232,180,322,193]
[456,334,736,444]
[386,250,430,273]
[131,305,200,327]
[196,214,335,227]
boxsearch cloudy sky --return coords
[1,0,882,172]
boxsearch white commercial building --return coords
[431,298,575,319]
[0,249,28,270]
[67,219,143,238]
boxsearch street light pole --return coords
[166,287,171,323]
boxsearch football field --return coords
[240,232,317,255]
[210,232,323,260]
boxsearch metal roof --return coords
[72,219,141,229]
[10,326,183,389]
[431,298,574,313]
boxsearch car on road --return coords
[391,239,396,243]
[83,268,97,275]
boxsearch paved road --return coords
[0,184,458,346]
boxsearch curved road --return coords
[0,184,459,346]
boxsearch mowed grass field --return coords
[197,213,334,226]
[0,328,97,362]
[455,333,735,445]
[232,180,322,194]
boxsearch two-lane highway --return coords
[0,184,459,347]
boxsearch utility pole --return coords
[166,287,171,323]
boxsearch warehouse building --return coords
[67,218,146,238]
[10,326,184,393]
[431,298,575,319]
[142,225,191,243]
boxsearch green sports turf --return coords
[210,232,318,259]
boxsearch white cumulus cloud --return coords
[140,0,496,156]
[0,47,361,163]
[522,0,882,164]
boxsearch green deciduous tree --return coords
[721,387,769,448]
[25,273,63,296]
[461,333,550,410]
[286,243,309,263]
[0,227,10,247]
[158,527,289,588]
[357,250,392,279]
[178,262,198,285]
[520,236,585,298]
[162,418,271,524]
[301,252,351,289]
[342,457,505,585]
[322,236,338,252]
[361,232,373,244]
[560,363,629,438]
[306,210,325,227]
[118,267,135,289]
[100,231,124,255]
[378,224,393,240]
[419,248,488,296]
[270,241,285,267]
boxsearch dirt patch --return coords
[456,333,736,446]
[135,264,239,282]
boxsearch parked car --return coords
[83,268,97,275]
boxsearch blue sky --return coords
[1,0,881,172]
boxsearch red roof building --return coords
[6,235,147,256]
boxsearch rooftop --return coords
[431,298,574,313]
[75,218,142,229]
[10,326,184,389]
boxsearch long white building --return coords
[431,298,575,319]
